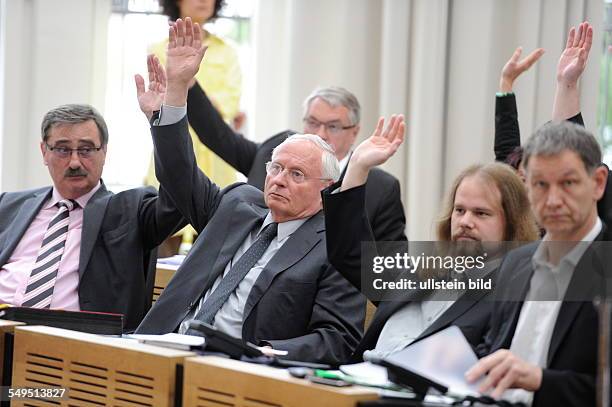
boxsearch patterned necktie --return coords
[193,222,278,325]
[22,199,77,308]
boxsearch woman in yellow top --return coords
[145,0,241,189]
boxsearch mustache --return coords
[453,230,480,241]
[65,168,88,177]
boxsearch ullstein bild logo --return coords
[371,276,492,291]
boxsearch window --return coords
[103,0,253,191]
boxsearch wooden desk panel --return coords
[11,326,194,406]
[153,265,177,303]
[183,356,379,407]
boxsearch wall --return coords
[252,0,605,239]
[0,0,110,193]
[0,0,606,239]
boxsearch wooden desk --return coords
[153,264,178,303]
[183,356,379,407]
[11,326,194,406]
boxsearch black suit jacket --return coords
[322,183,494,362]
[0,183,185,330]
[186,82,407,243]
[478,231,611,406]
[136,118,365,365]
[493,94,612,224]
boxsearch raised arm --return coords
[139,18,227,232]
[323,116,405,294]
[186,82,259,175]
[341,115,405,191]
[552,21,592,122]
[494,47,544,162]
[499,47,545,94]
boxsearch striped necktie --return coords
[192,222,278,326]
[22,199,77,308]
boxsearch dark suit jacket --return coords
[494,94,585,162]
[0,183,185,330]
[136,118,365,365]
[493,94,612,224]
[186,82,407,243]
[322,183,494,362]
[478,231,611,406]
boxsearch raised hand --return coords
[557,21,592,87]
[165,17,206,106]
[135,54,166,121]
[352,115,405,169]
[552,21,593,121]
[499,47,545,93]
[341,115,405,191]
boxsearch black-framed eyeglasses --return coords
[45,144,103,159]
[265,162,331,184]
[302,117,356,135]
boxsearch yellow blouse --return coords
[144,32,242,188]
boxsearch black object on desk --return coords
[188,320,263,358]
[188,320,333,370]
[376,358,447,401]
[0,307,123,335]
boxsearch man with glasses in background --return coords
[185,83,407,243]
[0,104,185,330]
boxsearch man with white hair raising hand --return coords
[134,18,403,364]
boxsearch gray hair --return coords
[302,86,361,126]
[272,134,341,182]
[523,121,601,173]
[41,104,109,146]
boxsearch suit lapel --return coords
[546,241,603,366]
[242,212,323,322]
[207,202,268,290]
[143,200,267,333]
[417,287,490,342]
[174,200,266,302]
[79,185,112,277]
[354,300,412,355]
[371,285,433,327]
[0,188,51,265]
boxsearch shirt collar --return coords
[46,181,102,210]
[339,152,352,173]
[533,217,602,270]
[260,211,309,241]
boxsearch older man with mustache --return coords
[0,104,186,330]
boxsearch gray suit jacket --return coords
[136,118,365,365]
[0,183,185,330]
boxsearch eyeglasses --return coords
[46,144,103,159]
[302,117,356,135]
[265,162,331,184]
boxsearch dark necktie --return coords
[22,199,77,308]
[193,222,278,325]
